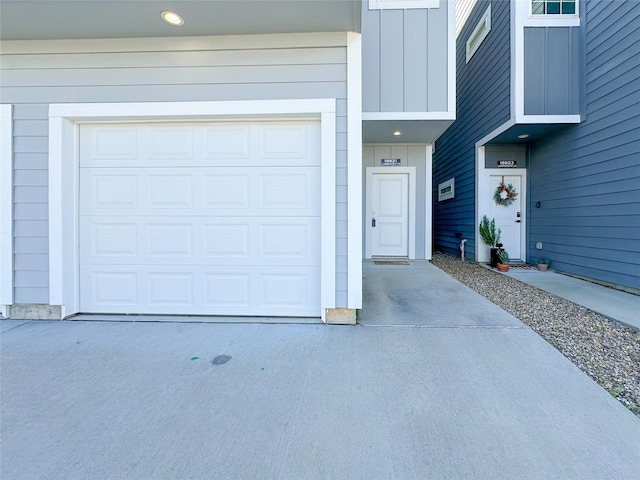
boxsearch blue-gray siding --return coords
[524,27,581,115]
[362,0,449,113]
[528,0,640,289]
[433,0,511,257]
[1,33,350,306]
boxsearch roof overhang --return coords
[363,119,455,144]
[0,0,362,41]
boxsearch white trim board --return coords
[0,104,13,316]
[364,167,417,260]
[347,32,363,309]
[49,99,337,321]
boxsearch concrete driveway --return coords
[1,261,638,479]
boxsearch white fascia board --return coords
[347,31,363,309]
[516,114,582,124]
[447,0,456,117]
[0,104,13,313]
[362,111,456,121]
[49,99,337,320]
[369,0,440,10]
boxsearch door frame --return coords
[477,145,527,263]
[49,99,337,320]
[365,167,416,259]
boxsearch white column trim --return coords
[0,104,13,316]
[48,99,337,320]
[424,144,433,260]
[447,0,457,116]
[347,31,363,309]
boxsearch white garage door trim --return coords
[49,99,336,321]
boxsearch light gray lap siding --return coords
[1,34,349,306]
[433,0,511,258]
[528,0,640,289]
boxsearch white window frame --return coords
[466,5,491,63]
[369,0,439,10]
[530,0,578,17]
[438,177,455,201]
[523,0,580,26]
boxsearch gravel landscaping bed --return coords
[430,251,640,416]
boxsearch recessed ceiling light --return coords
[161,10,184,26]
[518,134,529,139]
[393,131,402,136]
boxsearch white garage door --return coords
[79,121,321,317]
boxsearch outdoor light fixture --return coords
[393,131,402,136]
[161,10,184,26]
[517,134,530,139]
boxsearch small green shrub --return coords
[479,215,501,247]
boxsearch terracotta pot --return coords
[497,263,509,272]
[537,263,549,271]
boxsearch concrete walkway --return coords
[504,268,640,330]
[1,262,639,479]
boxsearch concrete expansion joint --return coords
[359,324,530,329]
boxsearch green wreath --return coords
[493,181,518,207]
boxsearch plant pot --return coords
[537,263,549,272]
[497,263,509,272]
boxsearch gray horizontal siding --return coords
[433,0,511,258]
[362,0,449,113]
[528,0,640,289]
[1,33,350,306]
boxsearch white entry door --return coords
[490,175,523,260]
[370,173,409,257]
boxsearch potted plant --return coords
[479,215,502,268]
[497,250,510,272]
[536,256,550,271]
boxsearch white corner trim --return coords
[48,99,337,320]
[364,167,417,259]
[362,112,456,121]
[447,0,456,116]
[424,144,433,260]
[347,32,363,309]
[369,0,439,10]
[0,104,13,314]
[513,0,525,119]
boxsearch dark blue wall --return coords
[433,0,511,257]
[527,0,640,289]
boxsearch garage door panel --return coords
[79,120,321,317]
[81,217,319,266]
[80,265,319,316]
[81,167,319,217]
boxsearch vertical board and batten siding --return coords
[528,0,640,290]
[524,27,581,115]
[0,33,350,306]
[433,0,511,257]
[361,0,449,113]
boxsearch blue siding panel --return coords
[528,0,640,289]
[433,0,511,257]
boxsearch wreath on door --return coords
[493,178,518,207]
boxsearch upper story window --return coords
[466,5,491,63]
[369,0,439,10]
[531,0,577,16]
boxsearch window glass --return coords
[531,0,576,15]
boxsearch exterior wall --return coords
[524,27,581,115]
[362,0,450,113]
[433,0,511,257]
[362,144,431,259]
[527,0,640,290]
[0,32,351,308]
